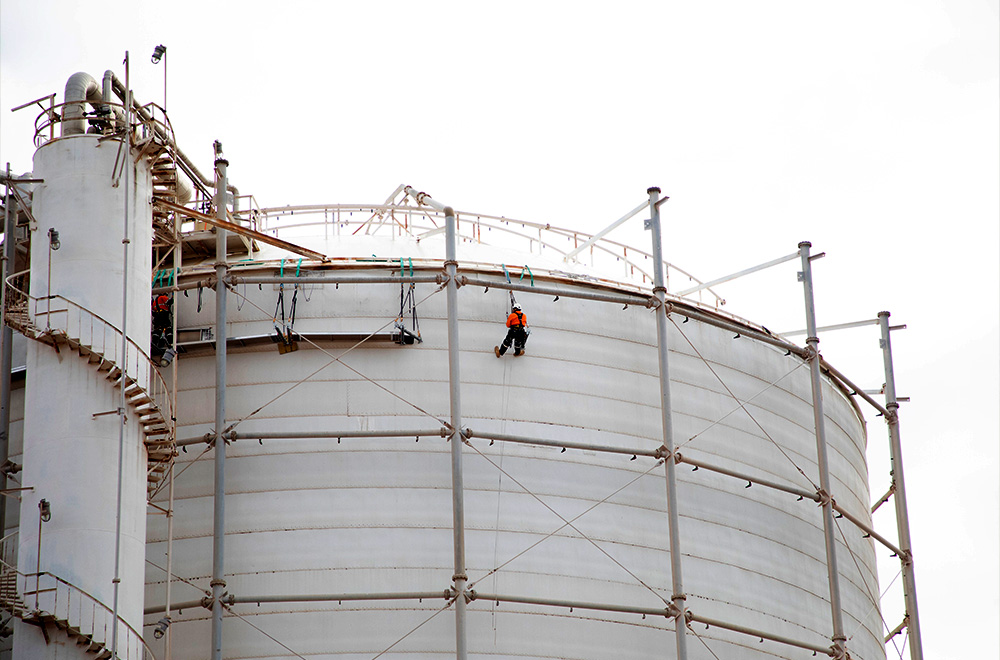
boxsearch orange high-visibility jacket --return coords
[506,310,527,328]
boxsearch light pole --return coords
[151,44,167,113]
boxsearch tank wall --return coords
[146,269,883,660]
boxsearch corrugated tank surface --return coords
[145,240,883,660]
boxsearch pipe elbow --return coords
[62,72,102,136]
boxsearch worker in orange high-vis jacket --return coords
[495,303,528,357]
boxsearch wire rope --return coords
[678,360,807,451]
[222,283,448,434]
[368,599,456,660]
[669,316,819,492]
[466,441,671,607]
[469,458,665,591]
[147,442,213,502]
[687,622,725,660]
[222,602,308,660]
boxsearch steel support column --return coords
[647,187,687,659]
[0,165,15,538]
[798,241,847,657]
[210,143,230,660]
[444,207,468,660]
[878,311,923,660]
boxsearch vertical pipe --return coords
[210,142,229,660]
[647,187,687,659]
[444,207,468,660]
[165,185,182,660]
[798,241,847,657]
[111,54,132,658]
[0,164,15,538]
[878,312,924,660]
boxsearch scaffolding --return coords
[0,85,922,660]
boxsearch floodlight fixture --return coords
[151,44,166,64]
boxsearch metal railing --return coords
[244,203,725,306]
[0,532,155,659]
[3,270,173,436]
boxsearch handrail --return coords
[0,532,155,659]
[3,270,174,438]
[240,203,726,307]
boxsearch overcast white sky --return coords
[2,1,998,659]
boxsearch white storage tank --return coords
[143,221,883,659]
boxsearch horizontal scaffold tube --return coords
[687,612,834,656]
[674,453,820,502]
[458,275,653,308]
[669,303,809,359]
[819,357,890,417]
[176,428,447,447]
[232,591,450,605]
[464,428,662,458]
[469,592,674,619]
[229,273,443,286]
[831,501,906,559]
[144,591,448,615]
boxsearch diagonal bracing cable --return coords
[466,441,671,608]
[147,442,213,502]
[678,360,807,451]
[686,622,725,660]
[222,602,308,660]
[469,458,666,591]
[669,316,819,492]
[834,515,906,659]
[368,599,456,660]
[222,283,449,434]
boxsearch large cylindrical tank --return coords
[145,233,883,660]
[16,134,152,658]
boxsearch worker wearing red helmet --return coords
[494,303,528,357]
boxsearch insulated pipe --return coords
[108,75,238,199]
[648,187,687,660]
[444,206,468,660]
[798,241,847,658]
[61,72,103,136]
[210,143,229,660]
[878,312,924,660]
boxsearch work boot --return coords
[494,346,501,358]
[514,348,522,357]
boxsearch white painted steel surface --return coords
[16,135,151,658]
[145,234,884,660]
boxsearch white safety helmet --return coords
[511,303,521,312]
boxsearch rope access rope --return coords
[466,441,671,608]
[669,316,820,492]
[469,458,666,591]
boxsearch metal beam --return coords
[778,318,880,338]
[458,275,652,307]
[878,312,924,660]
[675,251,799,297]
[155,198,327,262]
[798,241,847,658]
[648,187,687,660]
[563,199,649,262]
[464,428,662,458]
[444,206,468,660]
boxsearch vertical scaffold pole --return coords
[444,207,468,660]
[0,165,15,538]
[0,163,17,537]
[647,187,687,659]
[798,241,847,658]
[210,142,229,660]
[878,311,924,660]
